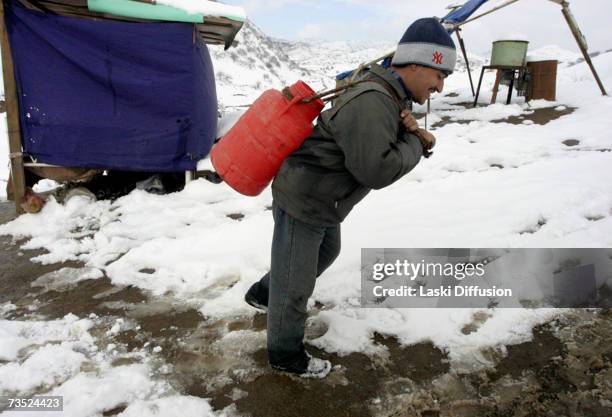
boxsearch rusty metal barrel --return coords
[527,60,558,101]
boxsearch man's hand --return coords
[415,128,436,151]
[400,109,419,133]
[400,109,436,157]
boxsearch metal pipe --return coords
[454,0,522,29]
[455,29,475,96]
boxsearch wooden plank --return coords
[561,4,607,96]
[491,70,502,104]
[455,29,475,97]
[0,0,26,214]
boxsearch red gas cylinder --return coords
[211,81,325,196]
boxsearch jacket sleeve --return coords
[330,91,424,190]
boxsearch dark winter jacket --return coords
[271,64,424,227]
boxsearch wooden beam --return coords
[0,0,26,214]
[455,29,475,97]
[491,70,503,104]
[454,0,522,29]
[560,2,607,96]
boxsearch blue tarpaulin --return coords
[442,0,490,26]
[5,0,218,172]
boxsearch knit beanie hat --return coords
[392,17,457,75]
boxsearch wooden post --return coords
[455,29,475,97]
[560,1,607,96]
[473,66,486,107]
[506,70,515,105]
[0,0,25,214]
[491,70,503,104]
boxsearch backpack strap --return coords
[325,80,402,122]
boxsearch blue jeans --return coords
[253,204,341,366]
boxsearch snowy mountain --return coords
[527,44,582,66]
[282,39,396,88]
[208,20,313,109]
[208,26,490,111]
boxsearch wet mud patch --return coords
[209,347,382,417]
[0,246,87,319]
[479,315,610,417]
[101,405,128,417]
[563,139,581,147]
[430,105,576,129]
[373,333,450,382]
[137,308,203,337]
[585,214,606,222]
[206,312,610,417]
[489,324,566,381]
[501,106,576,125]
[108,305,206,354]
[562,137,612,153]
[227,213,245,221]
[227,313,267,332]
[35,278,148,319]
[461,311,492,335]
[205,334,450,417]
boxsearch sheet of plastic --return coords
[87,0,204,24]
[6,0,218,172]
[442,0,489,25]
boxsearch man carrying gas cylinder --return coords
[245,18,457,378]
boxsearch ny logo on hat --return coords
[432,51,444,65]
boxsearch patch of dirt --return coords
[35,278,147,318]
[0,202,86,312]
[502,106,575,125]
[430,105,576,129]
[461,311,492,335]
[210,348,382,417]
[563,139,581,147]
[489,325,566,382]
[373,333,450,382]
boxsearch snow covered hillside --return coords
[282,39,395,89]
[208,20,314,109]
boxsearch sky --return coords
[223,0,611,54]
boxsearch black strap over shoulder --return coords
[326,79,404,122]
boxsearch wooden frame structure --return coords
[450,0,608,97]
[1,0,244,214]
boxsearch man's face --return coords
[402,65,447,105]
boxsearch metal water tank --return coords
[491,40,529,66]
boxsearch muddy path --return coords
[412,102,577,130]
[1,201,611,417]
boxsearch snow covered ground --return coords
[1,24,611,416]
